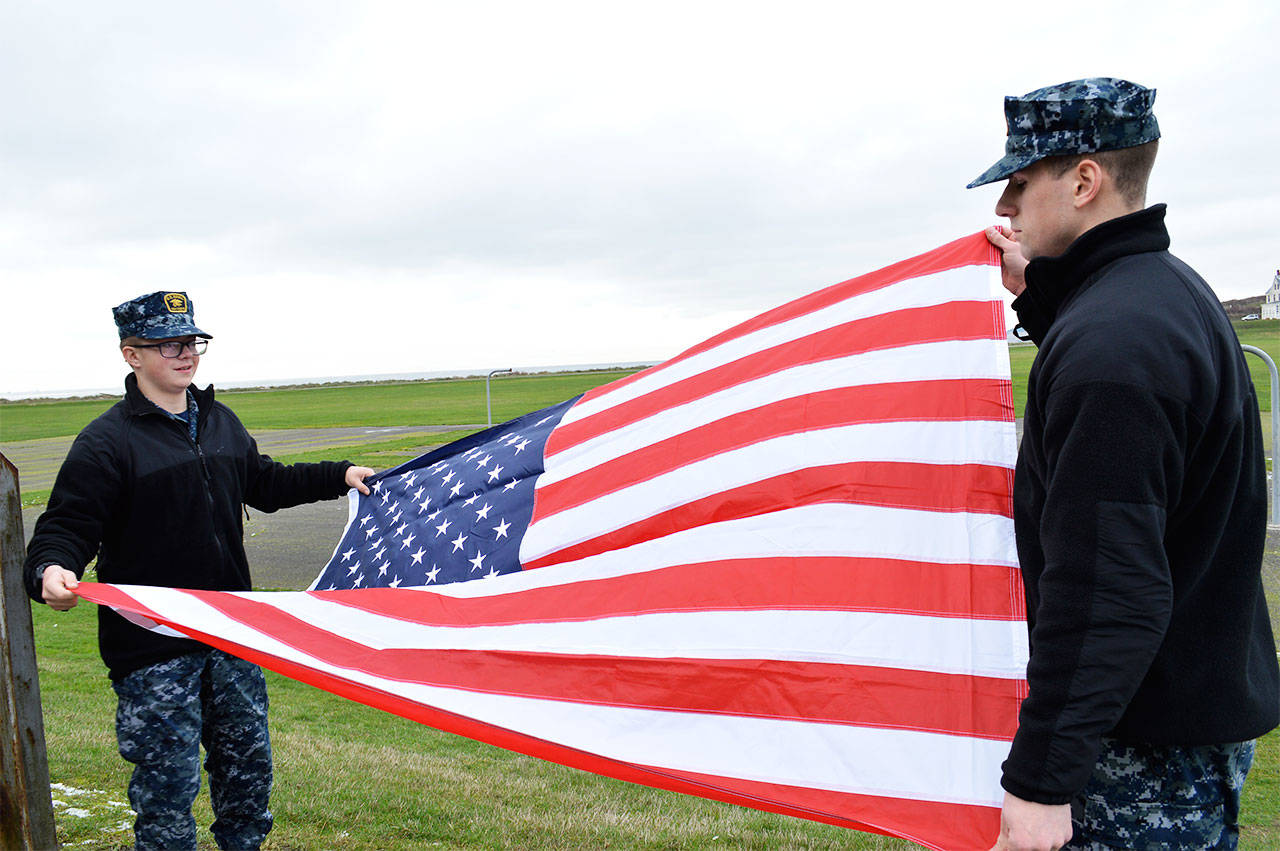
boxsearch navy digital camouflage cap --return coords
[967,77,1160,188]
[112,291,212,341]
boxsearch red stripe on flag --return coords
[573,232,998,410]
[324,556,1024,624]
[547,300,1003,457]
[78,582,168,621]
[535,378,1012,518]
[524,461,1013,569]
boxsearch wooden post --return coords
[0,453,57,849]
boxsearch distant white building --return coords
[1263,270,1280,320]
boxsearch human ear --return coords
[1072,159,1103,208]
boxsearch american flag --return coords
[80,232,1025,851]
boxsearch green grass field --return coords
[0,370,647,444]
[1235,321,1279,414]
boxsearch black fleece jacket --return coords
[25,374,352,679]
[1001,204,1278,804]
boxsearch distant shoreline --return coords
[0,362,658,404]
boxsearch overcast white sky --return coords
[2,1,1276,399]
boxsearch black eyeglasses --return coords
[133,339,209,358]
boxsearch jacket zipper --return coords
[180,419,227,563]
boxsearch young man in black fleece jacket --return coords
[969,79,1277,850]
[25,291,374,851]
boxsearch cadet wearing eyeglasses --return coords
[24,291,375,851]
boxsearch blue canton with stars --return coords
[312,397,580,590]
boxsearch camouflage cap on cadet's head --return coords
[112,291,212,341]
[967,77,1160,188]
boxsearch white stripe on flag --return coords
[520,497,1016,573]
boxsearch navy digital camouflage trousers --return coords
[112,649,273,850]
[1067,737,1254,850]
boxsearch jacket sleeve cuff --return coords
[1000,773,1075,806]
[27,560,58,603]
